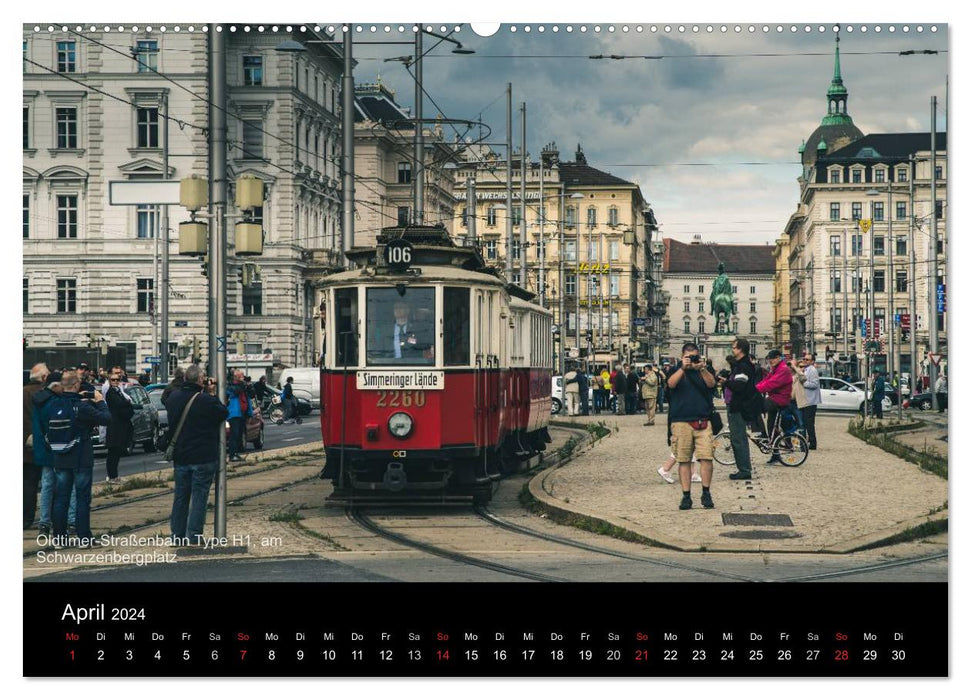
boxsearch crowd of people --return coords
[23,362,304,550]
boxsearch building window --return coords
[732,320,739,333]
[135,40,158,72]
[830,271,841,293]
[242,279,262,315]
[137,278,154,313]
[896,271,907,293]
[609,273,620,297]
[830,203,840,221]
[829,170,841,184]
[684,319,691,333]
[461,207,468,228]
[870,237,884,258]
[698,320,706,334]
[873,202,884,222]
[397,206,410,227]
[608,207,618,226]
[486,206,497,227]
[851,270,860,293]
[565,206,576,227]
[136,204,159,239]
[833,309,842,333]
[564,240,576,262]
[243,55,263,85]
[397,161,412,184]
[851,202,862,220]
[536,239,546,257]
[750,321,757,334]
[683,301,690,312]
[23,278,29,313]
[485,240,497,260]
[851,234,862,256]
[510,272,521,286]
[23,194,29,238]
[750,286,756,294]
[874,168,885,183]
[23,39,27,71]
[586,207,597,227]
[698,285,704,293]
[586,239,597,260]
[511,205,522,227]
[683,285,690,293]
[896,237,907,256]
[56,279,77,313]
[732,302,738,314]
[56,41,76,73]
[609,240,619,261]
[896,201,907,221]
[851,169,862,183]
[897,167,908,182]
[935,165,943,180]
[56,107,78,149]
[748,302,756,313]
[23,106,29,148]
[829,235,841,256]
[698,301,704,313]
[512,239,521,260]
[56,195,78,238]
[241,119,263,159]
[935,200,944,219]
[873,270,886,293]
[565,273,576,296]
[136,107,159,148]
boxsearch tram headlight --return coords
[388,412,414,439]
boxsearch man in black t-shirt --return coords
[666,343,716,510]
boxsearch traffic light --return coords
[200,255,209,277]
[235,175,264,256]
[179,175,208,256]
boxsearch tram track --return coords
[768,551,948,582]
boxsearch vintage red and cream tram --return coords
[317,224,553,503]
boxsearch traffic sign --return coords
[937,283,946,313]
[551,324,559,334]
[632,317,648,327]
[175,320,188,328]
[143,355,161,363]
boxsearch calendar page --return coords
[21,18,950,681]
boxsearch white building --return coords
[23,26,344,376]
[662,237,776,361]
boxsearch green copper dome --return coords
[801,32,863,168]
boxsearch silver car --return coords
[818,377,893,413]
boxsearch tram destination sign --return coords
[356,370,445,391]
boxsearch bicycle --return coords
[712,411,809,467]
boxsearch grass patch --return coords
[268,508,303,522]
[288,520,350,551]
[848,419,948,479]
[851,518,949,551]
[586,421,611,440]
[103,472,169,494]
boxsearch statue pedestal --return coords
[705,336,737,372]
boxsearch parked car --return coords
[148,387,168,432]
[903,392,947,411]
[818,377,892,414]
[852,381,901,406]
[92,382,162,454]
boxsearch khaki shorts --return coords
[670,421,714,463]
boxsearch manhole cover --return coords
[722,513,794,527]
[720,530,803,540]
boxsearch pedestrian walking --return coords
[104,370,135,482]
[756,349,793,464]
[33,371,76,535]
[166,365,229,546]
[45,370,110,546]
[792,353,821,449]
[592,372,605,414]
[578,367,590,416]
[871,370,886,419]
[600,368,612,413]
[281,376,302,424]
[625,364,639,415]
[563,364,581,416]
[666,343,716,510]
[23,363,49,528]
[935,374,947,412]
[640,363,659,425]
[226,371,252,460]
[722,339,761,480]
[612,364,628,415]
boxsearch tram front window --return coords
[366,287,436,366]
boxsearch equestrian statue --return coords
[709,262,735,335]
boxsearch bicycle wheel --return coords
[712,430,736,466]
[772,433,809,467]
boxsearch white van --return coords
[280,367,320,409]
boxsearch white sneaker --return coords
[657,467,676,484]
[691,473,702,483]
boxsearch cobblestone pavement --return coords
[534,410,948,553]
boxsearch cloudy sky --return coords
[353,22,948,245]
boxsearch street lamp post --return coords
[928,96,940,410]
[908,155,918,398]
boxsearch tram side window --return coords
[444,287,471,366]
[335,288,359,366]
[366,286,436,366]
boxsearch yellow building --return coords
[451,143,665,367]
[772,235,791,349]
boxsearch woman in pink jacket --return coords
[755,349,792,464]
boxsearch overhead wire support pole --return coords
[342,28,355,265]
[928,96,939,410]
[520,101,527,287]
[160,92,170,382]
[908,155,917,398]
[505,83,513,279]
[413,26,424,225]
[208,23,228,540]
[538,147,545,306]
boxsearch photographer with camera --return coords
[43,370,110,547]
[666,343,717,510]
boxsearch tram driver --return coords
[386,299,434,362]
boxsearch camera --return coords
[80,391,95,400]
[689,354,701,364]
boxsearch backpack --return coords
[45,395,83,454]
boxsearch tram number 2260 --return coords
[376,390,426,408]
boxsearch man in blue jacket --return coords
[46,370,110,547]
[226,370,252,461]
[164,364,229,545]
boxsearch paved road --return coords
[90,416,321,482]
